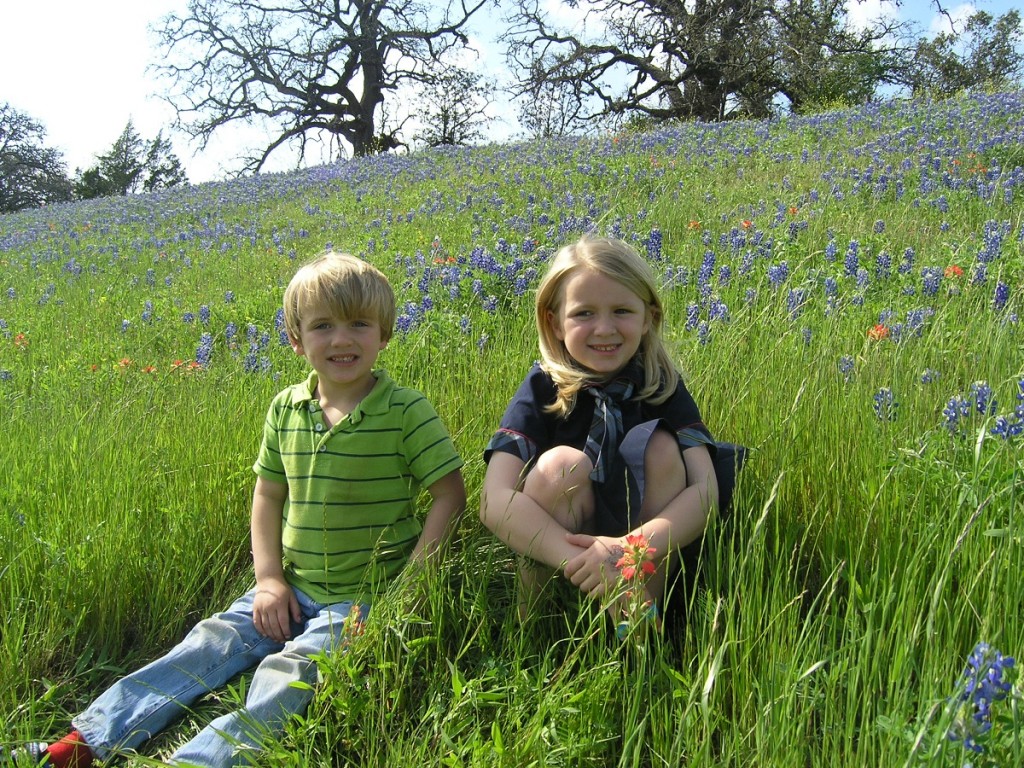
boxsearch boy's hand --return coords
[253,577,301,643]
[563,533,624,600]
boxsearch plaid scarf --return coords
[583,375,636,482]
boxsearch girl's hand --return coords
[563,533,625,599]
[253,577,301,643]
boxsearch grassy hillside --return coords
[1,91,1022,766]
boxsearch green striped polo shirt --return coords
[253,369,463,604]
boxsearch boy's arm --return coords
[251,476,301,642]
[408,469,467,567]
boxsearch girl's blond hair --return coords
[535,235,679,417]
[283,250,396,343]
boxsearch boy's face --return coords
[290,305,388,396]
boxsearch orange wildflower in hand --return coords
[867,324,889,341]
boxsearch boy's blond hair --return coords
[535,235,679,418]
[283,251,396,343]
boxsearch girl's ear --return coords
[547,309,565,341]
[644,305,657,336]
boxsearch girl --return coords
[479,235,737,628]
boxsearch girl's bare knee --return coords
[645,429,686,487]
[524,446,594,531]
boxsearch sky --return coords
[1,0,1018,184]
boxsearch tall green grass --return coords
[1,92,1022,765]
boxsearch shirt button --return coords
[319,445,327,452]
[309,403,317,412]
[314,423,323,432]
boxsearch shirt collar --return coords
[285,369,395,418]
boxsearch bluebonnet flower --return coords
[824,277,838,298]
[165,276,173,287]
[873,219,886,234]
[969,381,997,416]
[993,281,1009,312]
[646,228,663,261]
[767,261,789,288]
[972,264,987,285]
[225,290,235,303]
[685,303,701,331]
[697,322,710,346]
[709,299,729,323]
[873,388,898,421]
[787,288,807,320]
[838,356,854,380]
[0,369,11,382]
[921,368,939,384]
[990,416,1024,440]
[199,305,211,325]
[195,333,214,367]
[225,322,238,348]
[477,333,489,351]
[697,252,715,296]
[459,317,471,335]
[943,396,970,433]
[141,301,154,324]
[947,642,1016,755]
[824,240,837,262]
[875,251,891,279]
[5,288,13,300]
[801,327,812,345]
[898,247,915,275]
[121,319,131,333]
[744,288,757,306]
[921,267,942,296]
[844,241,859,277]
[718,265,731,287]
[146,268,156,287]
[482,296,498,313]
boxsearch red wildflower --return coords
[615,534,657,581]
[741,219,753,229]
[788,206,799,215]
[867,324,890,341]
[142,365,157,374]
[687,220,701,230]
[944,264,964,279]
[118,357,132,368]
[13,333,28,349]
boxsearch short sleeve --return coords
[253,394,287,482]
[401,394,464,490]
[650,378,717,456]
[483,364,557,466]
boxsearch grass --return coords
[1,90,1022,766]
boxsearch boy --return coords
[12,251,465,767]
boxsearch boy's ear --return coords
[289,334,305,357]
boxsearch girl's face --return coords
[548,268,650,378]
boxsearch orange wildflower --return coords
[741,219,753,229]
[13,333,28,349]
[142,365,157,374]
[688,220,701,230]
[867,324,890,341]
[944,264,964,279]
[118,357,132,368]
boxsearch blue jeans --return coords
[73,587,366,767]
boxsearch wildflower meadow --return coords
[1,91,1022,766]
